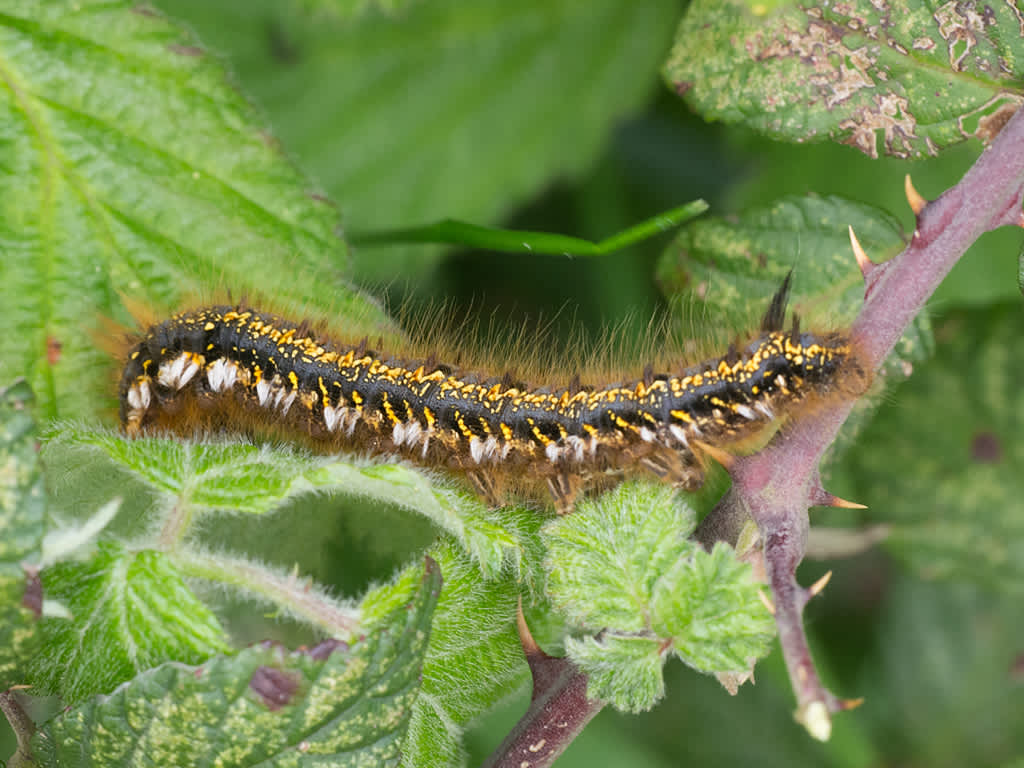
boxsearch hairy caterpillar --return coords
[117,278,858,513]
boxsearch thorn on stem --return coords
[848,226,874,281]
[757,589,776,615]
[807,570,833,599]
[813,488,868,509]
[904,174,927,216]
[694,439,736,472]
[516,597,543,658]
[839,696,865,711]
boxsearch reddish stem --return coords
[706,110,1024,736]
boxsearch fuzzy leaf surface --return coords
[847,305,1024,591]
[544,481,774,713]
[163,0,684,282]
[0,379,44,688]
[44,426,527,577]
[25,541,231,705]
[665,0,1024,158]
[0,0,385,422]
[369,540,532,768]
[31,558,442,767]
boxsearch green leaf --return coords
[31,558,442,767]
[846,305,1024,591]
[43,426,530,578]
[665,1,1024,158]
[26,541,231,705]
[370,540,530,768]
[293,0,426,22]
[545,482,694,632]
[649,542,775,673]
[544,481,774,713]
[659,195,906,330]
[0,0,387,422]
[0,379,45,689]
[566,634,665,715]
[163,0,685,282]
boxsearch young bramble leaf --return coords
[31,558,442,767]
[545,482,694,632]
[566,634,665,715]
[650,542,775,673]
[25,541,232,705]
[659,195,907,331]
[0,379,45,689]
[545,481,774,713]
[665,1,1024,158]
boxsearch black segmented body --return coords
[119,305,853,512]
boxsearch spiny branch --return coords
[699,107,1024,738]
[481,605,603,768]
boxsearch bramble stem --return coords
[703,108,1024,737]
[482,655,602,768]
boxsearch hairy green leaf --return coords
[0,379,45,689]
[649,542,775,673]
[26,541,231,705]
[0,0,386,421]
[31,558,441,767]
[666,1,1024,158]
[164,0,685,282]
[545,482,694,632]
[566,634,665,714]
[43,426,530,577]
[847,305,1024,591]
[544,481,774,713]
[379,541,531,768]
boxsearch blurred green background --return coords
[4,0,1023,765]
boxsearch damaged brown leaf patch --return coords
[664,0,1024,158]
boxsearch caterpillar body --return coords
[118,290,856,513]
